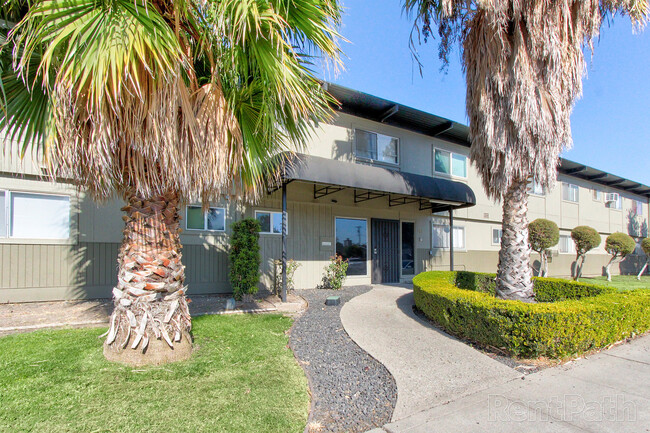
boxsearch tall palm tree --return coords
[2,0,341,364]
[405,0,648,301]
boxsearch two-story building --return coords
[1,83,649,302]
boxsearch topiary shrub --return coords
[529,219,559,277]
[638,238,650,280]
[229,219,261,301]
[571,226,601,281]
[414,271,650,358]
[604,232,636,281]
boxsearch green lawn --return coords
[0,314,309,433]
[577,275,650,291]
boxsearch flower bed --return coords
[413,271,650,358]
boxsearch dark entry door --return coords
[371,219,400,284]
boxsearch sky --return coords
[316,0,650,186]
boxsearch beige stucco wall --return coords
[1,111,649,302]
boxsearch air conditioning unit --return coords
[605,193,619,203]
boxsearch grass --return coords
[576,275,650,291]
[0,314,309,433]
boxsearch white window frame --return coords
[255,210,286,235]
[185,206,226,232]
[592,189,602,202]
[354,129,399,166]
[491,227,503,246]
[559,235,576,254]
[0,190,72,241]
[334,216,369,277]
[527,178,544,196]
[432,222,465,250]
[562,182,579,203]
[433,147,468,179]
[606,194,622,210]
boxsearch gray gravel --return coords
[290,286,397,433]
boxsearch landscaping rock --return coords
[290,287,397,433]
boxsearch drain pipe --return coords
[449,207,454,271]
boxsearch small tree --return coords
[637,238,650,280]
[604,233,636,281]
[529,219,559,277]
[571,226,601,281]
[229,219,261,301]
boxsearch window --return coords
[492,228,503,245]
[355,129,399,165]
[527,178,544,195]
[256,211,284,234]
[186,206,225,231]
[636,200,644,215]
[434,148,467,178]
[335,217,367,276]
[401,222,415,275]
[3,192,71,239]
[559,235,576,254]
[592,189,602,201]
[432,223,465,249]
[606,194,622,210]
[562,183,579,202]
[0,191,5,238]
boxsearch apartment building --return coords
[1,83,648,302]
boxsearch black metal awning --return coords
[281,154,476,211]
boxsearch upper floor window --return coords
[355,129,399,165]
[434,148,467,178]
[256,210,285,234]
[492,228,503,245]
[635,200,644,215]
[186,206,226,232]
[605,193,622,210]
[527,178,544,195]
[0,191,70,239]
[592,189,602,201]
[562,183,579,202]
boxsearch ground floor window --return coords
[335,217,367,276]
[1,191,70,239]
[559,235,576,254]
[432,223,465,249]
[401,221,414,275]
[186,206,226,231]
[255,210,284,234]
[492,228,503,245]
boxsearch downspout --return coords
[449,208,454,271]
[281,182,288,303]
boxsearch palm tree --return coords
[404,0,648,302]
[2,0,341,364]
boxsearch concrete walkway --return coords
[341,285,650,433]
[340,285,522,421]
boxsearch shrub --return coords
[229,219,261,301]
[319,255,348,290]
[529,219,559,277]
[571,226,601,281]
[273,259,302,294]
[604,232,636,281]
[413,271,650,358]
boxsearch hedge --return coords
[413,271,650,358]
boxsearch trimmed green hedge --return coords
[413,271,650,358]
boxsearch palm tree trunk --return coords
[496,180,535,302]
[104,190,192,365]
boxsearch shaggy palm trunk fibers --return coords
[104,191,192,365]
[496,180,535,302]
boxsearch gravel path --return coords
[290,287,397,433]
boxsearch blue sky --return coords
[317,1,650,186]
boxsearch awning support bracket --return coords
[389,195,421,207]
[354,190,388,203]
[314,185,345,199]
